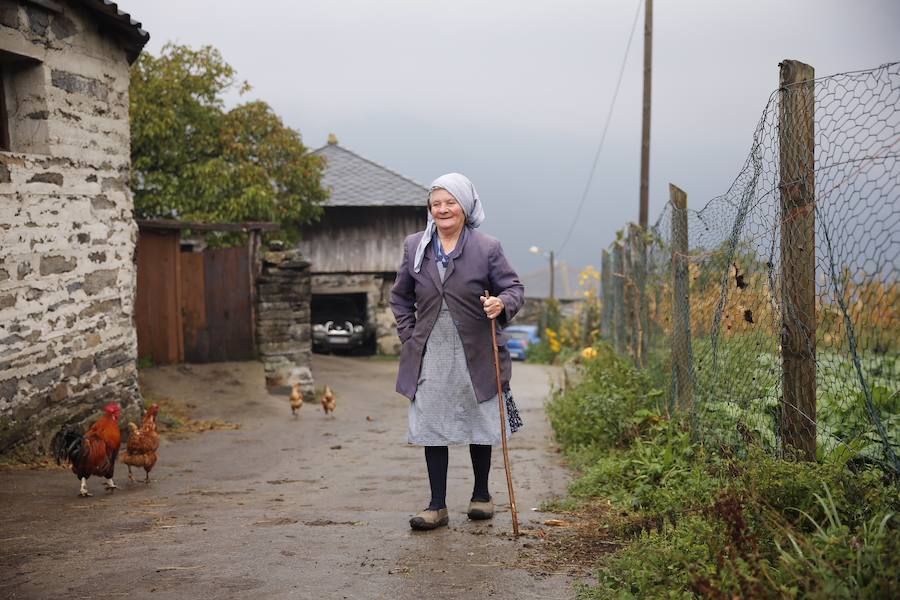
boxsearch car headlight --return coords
[353,325,364,333]
[313,324,326,332]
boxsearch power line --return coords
[557,0,644,254]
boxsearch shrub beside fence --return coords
[598,60,899,474]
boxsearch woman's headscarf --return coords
[413,172,485,273]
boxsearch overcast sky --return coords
[121,0,900,287]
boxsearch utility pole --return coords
[549,250,555,300]
[638,0,653,228]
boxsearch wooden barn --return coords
[299,136,427,354]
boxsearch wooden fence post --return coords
[612,242,627,354]
[248,229,262,355]
[670,185,693,414]
[624,232,638,365]
[779,59,816,461]
[639,233,650,365]
[600,249,612,340]
[630,222,648,368]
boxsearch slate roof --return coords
[78,0,150,64]
[313,142,428,208]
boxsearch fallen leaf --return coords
[543,519,568,527]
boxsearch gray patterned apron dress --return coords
[407,262,518,446]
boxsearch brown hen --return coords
[289,383,303,415]
[321,385,336,415]
[122,404,160,484]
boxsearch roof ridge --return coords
[76,0,150,63]
[313,143,428,191]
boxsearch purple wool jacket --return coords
[390,228,525,403]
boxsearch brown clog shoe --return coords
[409,508,449,530]
[467,498,494,520]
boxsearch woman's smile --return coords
[430,188,465,233]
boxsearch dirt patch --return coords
[0,455,61,471]
[139,373,240,438]
[518,500,622,578]
[302,518,366,526]
[252,517,299,526]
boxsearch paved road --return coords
[0,355,576,599]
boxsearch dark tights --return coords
[424,445,492,510]
[470,444,492,501]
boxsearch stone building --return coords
[0,0,149,454]
[299,137,427,355]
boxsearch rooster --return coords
[50,402,122,497]
[321,385,336,416]
[122,404,160,484]
[289,383,303,415]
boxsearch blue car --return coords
[504,324,540,360]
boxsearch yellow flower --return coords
[581,347,597,360]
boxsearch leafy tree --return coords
[130,44,327,240]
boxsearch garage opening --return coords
[311,293,375,354]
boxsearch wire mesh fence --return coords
[600,61,899,473]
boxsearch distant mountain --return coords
[519,261,595,300]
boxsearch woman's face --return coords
[429,188,465,235]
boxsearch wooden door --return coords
[200,246,255,362]
[135,230,183,365]
[180,251,209,363]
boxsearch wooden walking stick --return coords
[485,290,520,537]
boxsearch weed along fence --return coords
[598,60,899,472]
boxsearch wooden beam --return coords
[24,0,63,14]
[137,219,279,233]
[0,65,9,152]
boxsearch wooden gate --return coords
[180,247,254,363]
[135,229,183,364]
[136,220,274,365]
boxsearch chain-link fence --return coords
[600,61,899,473]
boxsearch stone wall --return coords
[311,272,400,355]
[375,276,399,355]
[257,248,314,398]
[0,1,142,455]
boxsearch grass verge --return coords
[546,343,899,599]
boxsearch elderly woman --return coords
[390,172,525,531]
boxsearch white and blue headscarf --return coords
[413,172,485,273]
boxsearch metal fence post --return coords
[779,59,817,461]
[670,185,693,414]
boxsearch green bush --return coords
[525,338,557,365]
[547,339,900,599]
[547,343,663,451]
[584,516,722,600]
